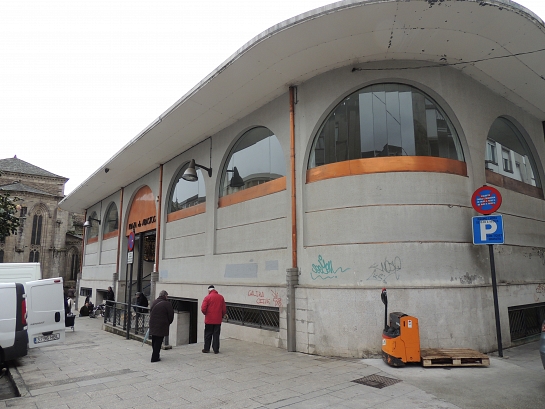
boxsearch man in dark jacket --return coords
[149,290,174,363]
[134,292,149,313]
[201,285,227,354]
[104,286,115,323]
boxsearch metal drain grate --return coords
[352,374,402,389]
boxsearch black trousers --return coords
[151,335,164,362]
[204,324,222,353]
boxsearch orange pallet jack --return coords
[381,288,421,367]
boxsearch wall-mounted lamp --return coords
[226,166,244,188]
[182,159,212,182]
[83,216,101,228]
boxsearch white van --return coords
[0,282,28,366]
[0,263,41,284]
[0,278,66,366]
[25,278,66,348]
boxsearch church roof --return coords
[0,181,55,196]
[0,156,66,179]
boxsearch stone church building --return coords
[0,156,83,291]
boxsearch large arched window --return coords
[168,163,206,214]
[103,202,119,238]
[31,214,43,245]
[309,83,464,169]
[485,117,540,188]
[220,127,286,198]
[87,211,99,241]
[67,247,80,280]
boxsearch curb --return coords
[8,363,29,399]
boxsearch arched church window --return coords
[69,250,79,280]
[31,214,43,245]
[29,249,39,263]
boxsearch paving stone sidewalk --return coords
[1,317,463,409]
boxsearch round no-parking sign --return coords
[471,186,502,215]
[128,231,135,251]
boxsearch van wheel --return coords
[0,349,5,371]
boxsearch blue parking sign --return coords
[472,215,504,245]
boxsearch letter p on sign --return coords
[480,220,497,241]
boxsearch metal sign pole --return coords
[126,229,135,340]
[488,244,503,357]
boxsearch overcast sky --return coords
[2,0,544,195]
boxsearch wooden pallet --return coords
[421,348,490,367]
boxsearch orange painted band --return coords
[218,177,287,208]
[306,156,467,183]
[103,230,119,241]
[166,202,206,222]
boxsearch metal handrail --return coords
[105,301,150,336]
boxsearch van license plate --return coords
[34,333,60,344]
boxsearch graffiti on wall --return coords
[310,255,350,280]
[271,290,283,307]
[367,256,402,284]
[247,289,283,307]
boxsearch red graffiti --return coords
[271,290,283,308]
[248,290,265,298]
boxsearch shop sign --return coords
[128,216,157,231]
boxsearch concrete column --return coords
[286,268,299,352]
[150,271,159,300]
[112,272,119,296]
[75,272,82,309]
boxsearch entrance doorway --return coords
[126,230,155,306]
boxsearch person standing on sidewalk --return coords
[201,285,227,354]
[104,286,115,323]
[134,292,149,313]
[148,290,174,362]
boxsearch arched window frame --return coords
[67,247,80,281]
[103,202,119,239]
[29,249,39,263]
[307,83,467,183]
[166,162,206,222]
[485,116,543,199]
[31,214,43,245]
[218,126,287,207]
[87,211,99,243]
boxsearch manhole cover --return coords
[352,374,402,389]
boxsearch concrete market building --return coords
[60,0,545,357]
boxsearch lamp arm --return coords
[194,163,212,178]
[90,217,101,225]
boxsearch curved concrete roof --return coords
[60,0,545,213]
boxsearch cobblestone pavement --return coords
[0,317,542,409]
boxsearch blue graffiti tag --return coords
[311,255,350,280]
[367,256,402,284]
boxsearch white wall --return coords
[81,61,545,356]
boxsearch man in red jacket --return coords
[201,285,227,354]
